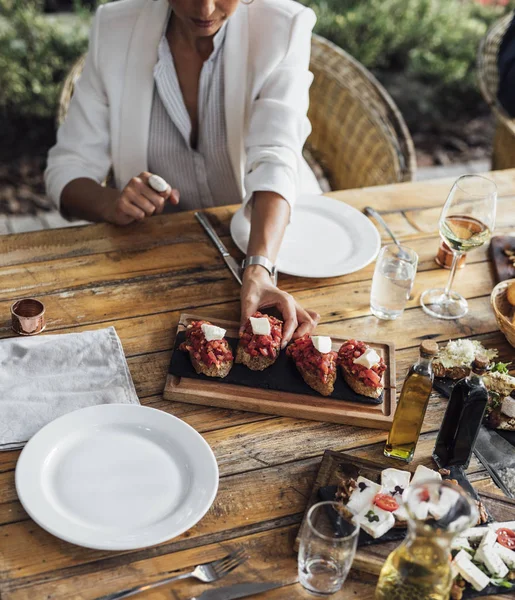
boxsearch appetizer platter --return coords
[164,313,397,430]
[490,235,515,283]
[297,450,515,599]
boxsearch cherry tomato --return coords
[373,493,399,512]
[497,528,515,549]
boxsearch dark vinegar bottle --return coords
[433,356,489,469]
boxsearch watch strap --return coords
[242,255,277,277]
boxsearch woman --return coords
[45,0,321,344]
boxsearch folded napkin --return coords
[0,326,139,450]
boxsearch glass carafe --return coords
[375,481,478,600]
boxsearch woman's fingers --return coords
[293,307,319,339]
[119,195,145,221]
[125,187,156,217]
[277,293,298,347]
[169,188,180,205]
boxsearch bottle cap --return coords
[420,340,439,356]
[472,355,489,373]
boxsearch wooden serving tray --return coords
[296,451,515,589]
[163,313,397,430]
[490,235,515,282]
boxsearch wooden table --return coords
[0,170,515,600]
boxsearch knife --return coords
[195,211,243,285]
[474,426,515,498]
[190,581,282,600]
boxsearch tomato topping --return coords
[239,312,282,358]
[338,339,386,389]
[179,320,233,367]
[286,335,338,383]
[418,487,430,503]
[373,493,399,512]
[497,528,515,549]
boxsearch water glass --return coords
[298,501,359,596]
[370,244,418,320]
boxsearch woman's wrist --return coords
[242,263,274,283]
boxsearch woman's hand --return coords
[104,172,180,225]
[240,265,320,348]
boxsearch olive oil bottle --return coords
[384,341,439,462]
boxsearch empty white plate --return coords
[231,194,381,278]
[15,404,219,550]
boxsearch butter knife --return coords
[191,581,282,600]
[195,211,243,285]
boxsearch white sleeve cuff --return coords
[243,162,297,221]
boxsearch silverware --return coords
[195,211,243,285]
[474,426,515,498]
[95,549,247,600]
[190,581,282,600]
[364,206,411,260]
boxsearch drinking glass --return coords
[421,175,497,319]
[298,501,359,596]
[370,244,418,320]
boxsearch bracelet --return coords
[242,255,277,278]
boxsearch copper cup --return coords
[435,240,466,270]
[11,298,46,335]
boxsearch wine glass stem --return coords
[444,251,463,298]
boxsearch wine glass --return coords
[421,175,497,319]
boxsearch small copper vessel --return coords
[11,298,46,335]
[435,240,466,270]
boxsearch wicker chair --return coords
[57,34,416,188]
[478,12,515,171]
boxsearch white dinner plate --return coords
[231,194,381,278]
[15,404,219,550]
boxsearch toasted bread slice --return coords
[433,362,470,380]
[340,363,383,399]
[235,345,276,371]
[190,354,233,378]
[295,362,336,396]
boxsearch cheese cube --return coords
[411,465,442,485]
[463,527,488,543]
[479,548,509,578]
[428,487,460,520]
[451,535,472,552]
[475,528,498,564]
[249,317,271,336]
[201,323,226,342]
[453,550,491,592]
[356,505,396,539]
[381,468,411,497]
[494,542,515,569]
[353,348,381,369]
[501,396,515,419]
[346,476,381,515]
[311,336,332,354]
[393,504,409,522]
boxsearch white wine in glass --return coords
[421,175,497,320]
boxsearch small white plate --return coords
[231,194,381,278]
[15,404,219,550]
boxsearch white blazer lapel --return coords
[116,0,169,189]
[224,4,249,198]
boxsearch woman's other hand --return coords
[105,172,180,225]
[240,265,320,348]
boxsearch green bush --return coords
[298,0,515,125]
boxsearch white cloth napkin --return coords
[0,327,139,450]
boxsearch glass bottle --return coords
[376,481,478,600]
[433,356,489,469]
[385,340,439,462]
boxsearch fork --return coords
[95,549,247,600]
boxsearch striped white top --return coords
[148,21,242,213]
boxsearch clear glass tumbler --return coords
[370,244,418,320]
[298,501,359,596]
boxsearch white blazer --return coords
[45,0,321,212]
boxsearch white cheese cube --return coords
[490,521,515,532]
[356,505,395,539]
[249,317,271,336]
[346,476,382,515]
[428,487,460,520]
[451,535,472,552]
[480,548,509,578]
[501,396,515,419]
[494,542,515,569]
[412,500,430,521]
[453,550,491,592]
[353,348,381,369]
[381,468,411,496]
[411,465,442,485]
[200,323,226,342]
[475,528,497,564]
[311,336,332,354]
[463,527,488,543]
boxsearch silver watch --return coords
[242,255,277,278]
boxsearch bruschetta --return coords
[179,320,234,378]
[287,335,338,396]
[338,339,386,399]
[236,312,282,371]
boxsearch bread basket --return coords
[491,278,515,348]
